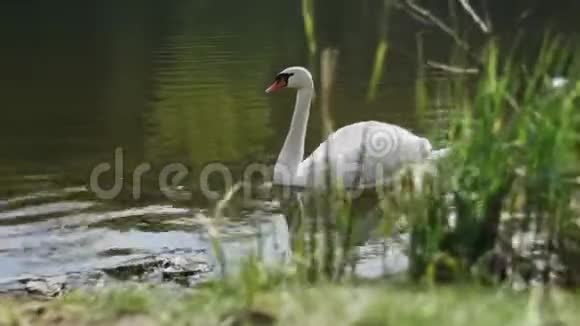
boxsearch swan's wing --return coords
[295,121,431,188]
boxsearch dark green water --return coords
[0,0,577,288]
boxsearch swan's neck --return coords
[274,88,313,184]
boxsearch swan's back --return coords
[295,121,431,187]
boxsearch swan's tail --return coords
[428,147,451,160]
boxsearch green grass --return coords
[358,37,580,283]
[2,282,580,325]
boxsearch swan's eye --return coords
[275,73,294,86]
[266,72,294,93]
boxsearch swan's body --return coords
[292,121,432,187]
[266,66,449,188]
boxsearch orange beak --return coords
[265,80,285,93]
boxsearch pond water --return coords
[0,0,577,292]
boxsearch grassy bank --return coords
[2,282,580,325]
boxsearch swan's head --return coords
[265,66,314,93]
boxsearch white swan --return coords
[266,66,449,188]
